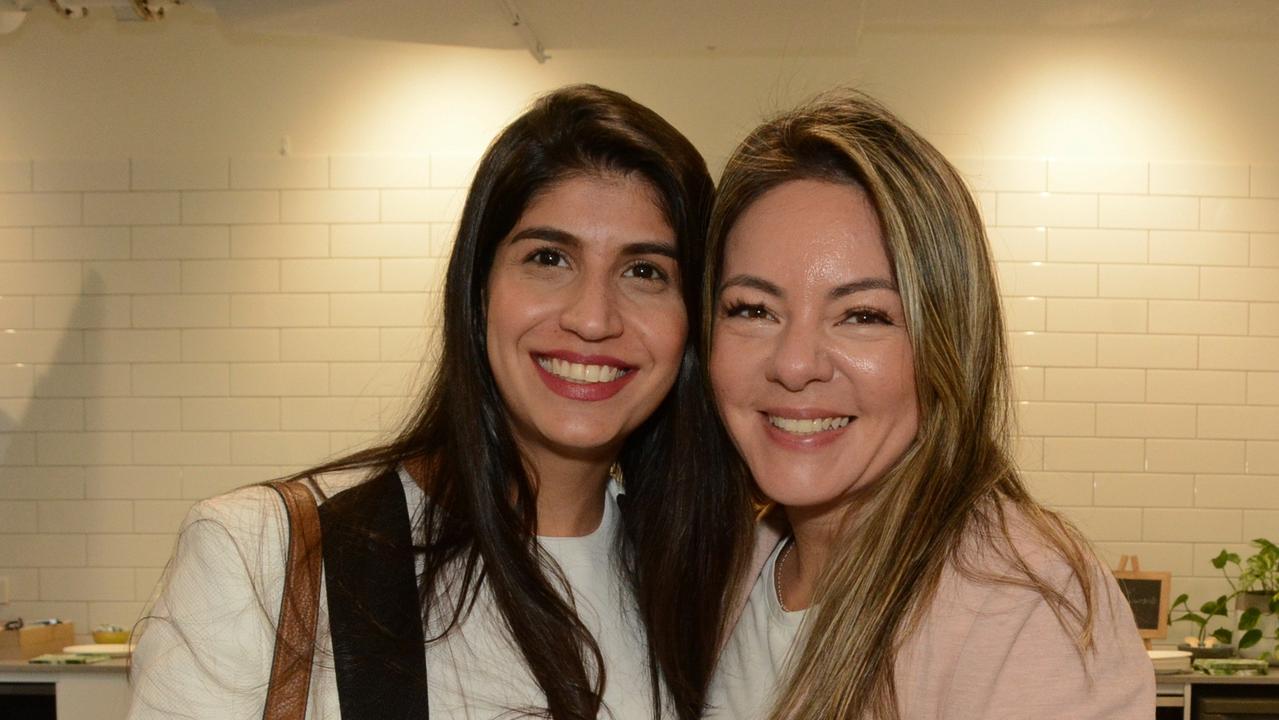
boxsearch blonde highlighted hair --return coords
[705,90,1098,719]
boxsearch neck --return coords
[526,451,613,537]
[778,499,861,611]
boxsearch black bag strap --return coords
[319,469,429,719]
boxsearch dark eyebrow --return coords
[506,228,677,260]
[621,241,678,260]
[719,274,783,297]
[829,277,898,300]
[508,226,579,247]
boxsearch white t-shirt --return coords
[128,468,658,720]
[703,538,803,720]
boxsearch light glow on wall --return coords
[311,45,559,156]
[987,54,1164,160]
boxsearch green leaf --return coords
[1213,550,1241,569]
[1240,607,1262,630]
[1201,596,1231,617]
[1239,628,1263,650]
[1172,612,1206,625]
[1254,538,1279,555]
[1173,593,1189,606]
[1213,628,1235,645]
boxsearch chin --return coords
[754,468,836,506]
[758,483,846,510]
[751,456,881,511]
[543,425,627,456]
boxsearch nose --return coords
[559,273,624,341]
[766,321,834,392]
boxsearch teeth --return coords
[768,415,851,435]
[538,356,628,384]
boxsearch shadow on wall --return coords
[3,272,111,467]
[0,271,125,633]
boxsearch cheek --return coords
[709,333,756,412]
[634,301,689,370]
[485,276,549,342]
[483,278,537,381]
[837,342,919,423]
[483,288,512,355]
[708,332,733,401]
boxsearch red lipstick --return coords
[532,352,637,402]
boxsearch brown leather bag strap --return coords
[263,480,323,720]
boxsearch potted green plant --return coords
[1169,593,1235,659]
[1214,539,1279,664]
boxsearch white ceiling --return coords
[198,0,1279,54]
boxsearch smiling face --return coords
[710,179,919,518]
[485,173,687,468]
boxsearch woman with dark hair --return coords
[704,90,1152,719]
[128,84,753,720]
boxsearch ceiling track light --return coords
[47,0,86,19]
[495,0,548,64]
[129,0,171,21]
[44,0,178,21]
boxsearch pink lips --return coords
[760,409,853,450]
[532,351,637,402]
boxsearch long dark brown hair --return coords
[304,84,753,719]
[705,89,1097,719]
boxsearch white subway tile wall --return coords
[0,154,1275,645]
[0,155,467,639]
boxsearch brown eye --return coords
[526,248,567,267]
[623,261,667,282]
[723,302,772,321]
[843,309,891,325]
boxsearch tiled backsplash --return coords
[963,157,1279,641]
[1,154,1276,643]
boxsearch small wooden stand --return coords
[1114,555,1172,651]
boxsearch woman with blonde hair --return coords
[704,90,1153,719]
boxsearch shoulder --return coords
[941,501,1089,608]
[181,467,370,529]
[172,467,376,579]
[893,505,1067,689]
[897,500,1153,719]
[171,485,288,580]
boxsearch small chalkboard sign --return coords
[1113,555,1171,644]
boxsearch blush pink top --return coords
[714,506,1155,719]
